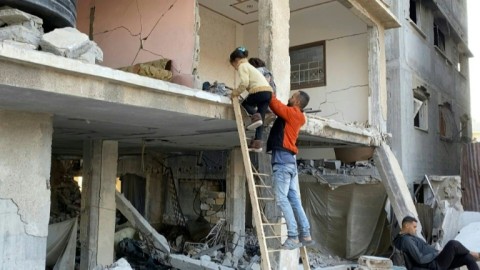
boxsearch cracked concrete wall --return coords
[386,0,470,189]
[197,6,237,88]
[0,110,53,269]
[77,0,197,87]
[244,2,369,123]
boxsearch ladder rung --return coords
[262,222,286,226]
[253,172,270,177]
[258,197,275,200]
[264,235,285,239]
[255,184,272,188]
[267,249,284,252]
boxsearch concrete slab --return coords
[0,8,43,27]
[40,27,91,58]
[0,24,41,46]
[2,39,37,50]
[0,43,382,154]
[169,254,234,270]
[116,191,170,254]
[373,142,424,237]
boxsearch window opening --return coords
[410,0,417,23]
[290,41,326,90]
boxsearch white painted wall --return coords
[197,6,239,88]
[197,2,369,159]
[244,2,369,123]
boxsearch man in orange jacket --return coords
[267,91,315,250]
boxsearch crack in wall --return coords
[0,198,43,238]
[318,84,368,122]
[91,0,181,72]
[325,31,367,42]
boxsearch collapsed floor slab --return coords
[115,191,170,255]
[373,142,423,236]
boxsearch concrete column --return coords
[225,147,246,267]
[368,24,388,133]
[258,1,298,268]
[80,140,118,269]
[0,110,52,270]
[258,0,291,103]
[145,156,165,230]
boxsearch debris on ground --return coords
[93,258,133,270]
[297,158,381,187]
[202,81,233,97]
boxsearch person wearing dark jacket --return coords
[393,216,479,270]
[266,91,315,250]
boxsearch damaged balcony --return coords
[0,43,381,156]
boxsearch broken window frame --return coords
[438,103,453,141]
[457,53,468,77]
[289,41,326,90]
[413,86,429,131]
[433,23,446,52]
[409,0,418,24]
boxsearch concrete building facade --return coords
[386,0,472,187]
[0,0,472,269]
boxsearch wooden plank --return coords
[300,247,311,270]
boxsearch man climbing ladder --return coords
[232,91,314,269]
[266,91,315,250]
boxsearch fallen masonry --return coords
[0,7,102,64]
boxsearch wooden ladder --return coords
[232,98,311,270]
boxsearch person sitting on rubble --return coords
[393,216,480,270]
[267,91,315,250]
[229,47,273,152]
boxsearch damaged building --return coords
[0,0,478,269]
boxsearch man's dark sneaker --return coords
[246,113,263,130]
[281,238,302,250]
[248,140,263,152]
[299,236,316,247]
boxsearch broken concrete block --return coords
[250,263,261,270]
[324,160,341,170]
[94,258,132,270]
[78,41,103,64]
[2,39,37,50]
[40,27,92,59]
[358,255,393,269]
[0,24,41,46]
[200,255,211,262]
[169,254,234,270]
[0,8,43,28]
[114,227,136,250]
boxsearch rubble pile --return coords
[0,7,103,64]
[297,159,381,186]
[307,252,355,269]
[50,178,81,223]
[94,258,133,270]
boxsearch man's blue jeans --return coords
[273,163,310,239]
